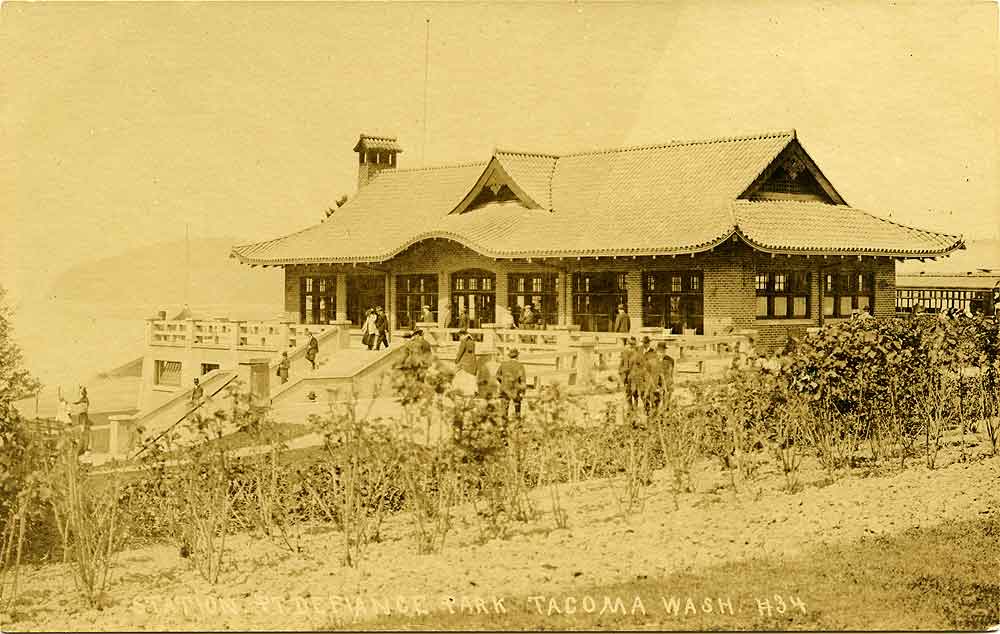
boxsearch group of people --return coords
[360,307,391,351]
[619,335,675,414]
[274,330,320,385]
[454,329,528,417]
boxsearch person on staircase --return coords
[374,307,390,350]
[190,377,204,407]
[306,330,319,370]
[277,351,290,384]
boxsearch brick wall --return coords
[280,239,898,354]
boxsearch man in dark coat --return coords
[655,341,675,411]
[613,304,631,343]
[457,308,471,331]
[619,336,639,409]
[374,307,390,350]
[72,386,91,454]
[277,351,291,384]
[305,330,319,370]
[520,304,536,330]
[190,377,205,405]
[405,329,432,359]
[496,348,527,418]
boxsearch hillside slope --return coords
[48,237,283,307]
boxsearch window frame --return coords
[756,270,811,320]
[508,272,558,328]
[823,270,875,318]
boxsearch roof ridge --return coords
[557,129,797,158]
[388,160,490,174]
[494,149,561,159]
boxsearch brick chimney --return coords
[353,134,402,190]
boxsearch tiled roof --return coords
[353,134,403,153]
[233,131,963,264]
[733,200,962,255]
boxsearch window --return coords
[643,271,704,333]
[756,271,810,319]
[396,274,438,328]
[451,270,496,328]
[572,272,627,332]
[299,276,336,325]
[895,288,986,315]
[508,273,558,328]
[200,363,220,375]
[154,360,182,387]
[823,271,874,317]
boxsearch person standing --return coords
[420,305,434,324]
[277,352,291,384]
[619,336,638,409]
[477,350,499,400]
[457,308,471,331]
[374,307,390,350]
[305,330,319,370]
[496,348,527,418]
[520,304,536,330]
[361,308,377,349]
[452,328,478,395]
[613,304,631,343]
[190,377,204,406]
[655,341,675,411]
[72,386,91,455]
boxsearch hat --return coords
[508,348,520,358]
[412,328,423,336]
[618,304,626,310]
[642,336,651,345]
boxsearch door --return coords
[346,275,386,326]
[451,269,496,328]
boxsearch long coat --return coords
[454,336,477,375]
[496,359,526,400]
[306,335,319,360]
[613,312,631,333]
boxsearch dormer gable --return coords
[740,138,846,205]
[450,154,547,215]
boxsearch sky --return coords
[3,1,999,307]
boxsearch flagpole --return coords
[422,18,430,167]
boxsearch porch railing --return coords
[148,318,339,352]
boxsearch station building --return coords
[232,130,963,351]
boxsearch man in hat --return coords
[72,386,91,455]
[520,303,536,330]
[651,341,675,413]
[190,377,205,406]
[613,304,631,344]
[420,305,434,324]
[305,330,319,370]
[405,328,432,359]
[619,336,639,409]
[374,307,390,350]
[477,349,499,400]
[496,348,527,418]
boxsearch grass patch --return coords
[355,513,1000,630]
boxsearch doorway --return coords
[346,275,386,326]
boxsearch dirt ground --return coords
[7,432,999,631]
